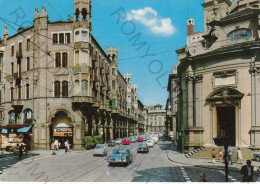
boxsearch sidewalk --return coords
[166,143,260,173]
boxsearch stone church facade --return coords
[176,0,260,151]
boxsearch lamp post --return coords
[178,128,185,153]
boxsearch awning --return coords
[17,125,32,133]
[1,129,7,133]
[0,124,33,129]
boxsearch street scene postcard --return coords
[0,0,260,183]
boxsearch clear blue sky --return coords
[0,0,205,107]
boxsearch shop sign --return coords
[56,127,72,132]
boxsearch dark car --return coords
[108,140,116,147]
[107,149,133,166]
[137,143,149,153]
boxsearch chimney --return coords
[187,18,194,36]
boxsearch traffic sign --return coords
[30,133,33,137]
[169,131,174,137]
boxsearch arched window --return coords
[8,111,16,124]
[55,53,61,67]
[82,51,89,65]
[75,80,80,95]
[75,51,79,66]
[76,8,80,21]
[62,53,68,67]
[24,109,33,124]
[82,80,88,96]
[62,81,68,97]
[54,81,60,97]
[112,80,116,90]
[26,84,30,99]
[82,8,87,20]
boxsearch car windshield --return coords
[108,140,114,143]
[116,138,121,141]
[96,145,104,149]
[139,144,147,147]
[112,149,128,154]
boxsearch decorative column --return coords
[186,76,194,127]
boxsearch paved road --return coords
[0,139,259,182]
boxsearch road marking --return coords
[218,170,237,182]
[178,164,191,182]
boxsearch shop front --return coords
[0,124,33,151]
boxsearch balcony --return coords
[11,99,24,113]
[16,50,22,58]
[72,96,95,105]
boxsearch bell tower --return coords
[107,46,118,68]
[74,0,92,29]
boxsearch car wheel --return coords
[256,156,260,162]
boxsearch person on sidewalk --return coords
[200,173,207,182]
[51,142,56,155]
[64,141,68,153]
[240,160,254,182]
[236,147,242,164]
[228,145,233,165]
[219,149,223,163]
[212,148,217,164]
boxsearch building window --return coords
[24,109,33,123]
[65,33,70,44]
[82,80,88,96]
[26,84,30,99]
[112,80,116,90]
[18,85,21,100]
[55,53,61,67]
[62,53,68,67]
[62,81,68,97]
[11,87,14,101]
[59,33,64,44]
[11,63,14,75]
[75,51,79,66]
[11,46,14,56]
[82,51,89,65]
[53,34,58,44]
[82,31,88,41]
[75,31,80,42]
[112,68,116,75]
[54,81,60,97]
[19,42,22,53]
[9,111,16,124]
[27,57,30,71]
[27,39,30,50]
[75,80,80,95]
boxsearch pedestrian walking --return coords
[200,173,207,182]
[18,144,23,159]
[64,141,68,153]
[240,160,254,182]
[236,147,242,164]
[212,148,217,164]
[54,139,59,151]
[219,149,223,163]
[51,142,56,155]
[228,145,233,165]
[67,140,70,152]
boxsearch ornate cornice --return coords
[213,69,237,78]
[194,74,203,83]
[185,76,194,83]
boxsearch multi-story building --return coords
[166,65,178,138]
[0,0,139,149]
[137,99,145,135]
[0,33,4,125]
[176,0,260,151]
[147,105,166,134]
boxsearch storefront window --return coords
[24,109,33,124]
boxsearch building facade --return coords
[176,0,260,151]
[166,65,179,138]
[0,0,141,149]
[147,105,166,134]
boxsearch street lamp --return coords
[178,128,185,153]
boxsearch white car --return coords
[147,140,154,147]
[152,136,159,143]
[115,138,122,144]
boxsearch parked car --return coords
[129,136,136,143]
[254,152,260,161]
[108,140,116,147]
[115,138,122,144]
[93,144,107,156]
[137,137,143,142]
[142,136,147,141]
[122,138,130,145]
[107,149,133,166]
[147,139,154,147]
[137,143,149,153]
[152,136,159,143]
